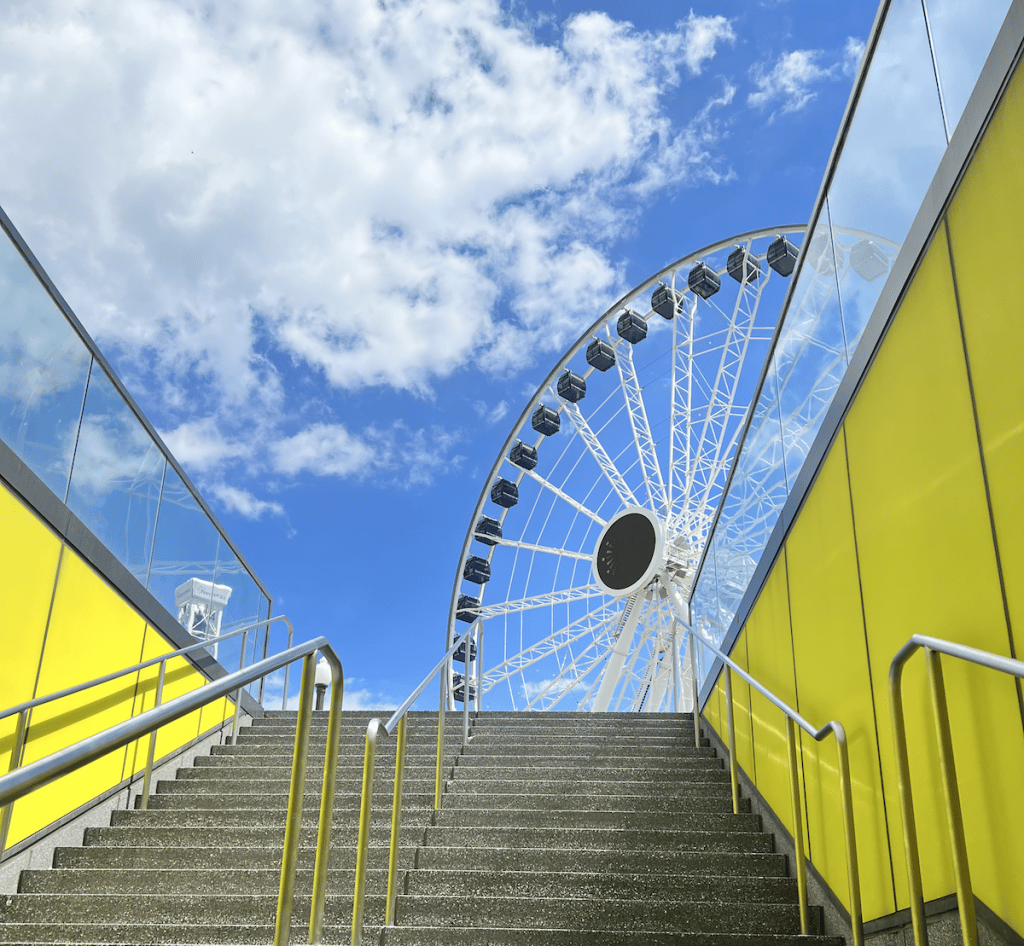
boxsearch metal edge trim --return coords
[0,203,272,603]
[698,0,1024,706]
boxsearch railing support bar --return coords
[274,652,316,946]
[834,726,864,946]
[786,716,809,935]
[689,633,701,749]
[309,652,343,946]
[0,709,28,854]
[385,715,408,926]
[434,673,446,810]
[351,719,381,946]
[139,662,167,811]
[926,649,978,946]
[889,652,929,946]
[724,666,739,815]
[230,630,249,744]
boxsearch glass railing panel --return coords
[212,550,264,675]
[827,0,947,348]
[925,0,1013,139]
[0,230,91,500]
[774,211,848,491]
[146,464,222,637]
[65,365,166,584]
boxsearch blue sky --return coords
[0,0,880,709]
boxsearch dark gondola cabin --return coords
[531,404,560,436]
[557,370,586,402]
[688,261,721,299]
[463,555,491,583]
[474,516,502,545]
[616,310,647,344]
[586,338,616,371]
[509,441,538,470]
[490,478,519,507]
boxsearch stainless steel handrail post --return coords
[351,718,382,946]
[230,629,249,744]
[139,661,167,810]
[462,659,471,748]
[274,652,316,946]
[282,622,295,711]
[785,716,809,935]
[434,672,446,810]
[385,715,408,926]
[0,708,28,853]
[724,666,739,815]
[309,649,344,946]
[925,649,977,946]
[834,723,864,946]
[889,646,930,946]
[688,632,701,749]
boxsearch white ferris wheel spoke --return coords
[560,400,638,509]
[495,537,592,561]
[614,340,667,515]
[481,600,622,690]
[521,466,607,527]
[477,584,604,620]
[524,630,618,711]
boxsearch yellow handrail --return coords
[889,635,1024,946]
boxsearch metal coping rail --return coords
[0,635,343,946]
[350,625,474,946]
[889,635,1024,946]
[670,586,863,946]
[0,616,296,816]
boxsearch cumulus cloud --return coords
[843,36,866,77]
[206,483,285,519]
[0,0,738,403]
[748,50,834,114]
[473,400,509,424]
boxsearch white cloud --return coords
[843,36,866,77]
[748,49,834,114]
[0,0,739,420]
[161,417,253,472]
[679,11,736,75]
[473,399,509,424]
[207,482,285,520]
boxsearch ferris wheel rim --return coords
[447,222,898,711]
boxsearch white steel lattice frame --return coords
[447,225,899,712]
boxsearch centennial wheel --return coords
[447,226,893,712]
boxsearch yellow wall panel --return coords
[947,63,1024,661]
[785,433,896,918]
[844,235,1008,907]
[703,669,722,736]
[938,65,1024,934]
[9,550,146,846]
[136,628,204,764]
[730,632,755,780]
[744,556,803,842]
[0,484,61,790]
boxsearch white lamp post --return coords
[314,655,331,711]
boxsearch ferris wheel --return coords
[446,225,894,712]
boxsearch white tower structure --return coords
[175,578,232,660]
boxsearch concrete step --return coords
[445,776,732,796]
[402,869,797,904]
[381,930,840,946]
[393,895,819,934]
[107,809,429,829]
[0,893,381,927]
[18,867,395,897]
[463,734,703,748]
[456,746,715,762]
[141,790,437,811]
[421,826,773,853]
[437,791,735,813]
[158,775,441,795]
[431,808,755,830]
[83,824,425,850]
[55,843,411,871]
[412,847,786,877]
[451,760,724,777]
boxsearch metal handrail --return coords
[0,636,343,946]
[350,625,474,945]
[0,616,295,814]
[672,590,863,946]
[889,635,1024,946]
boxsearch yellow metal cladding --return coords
[730,633,755,779]
[0,483,61,780]
[10,550,147,847]
[743,557,805,846]
[0,479,237,852]
[943,60,1024,933]
[785,431,895,918]
[845,227,1008,907]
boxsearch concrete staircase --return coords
[0,711,842,946]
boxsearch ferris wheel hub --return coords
[592,507,665,598]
